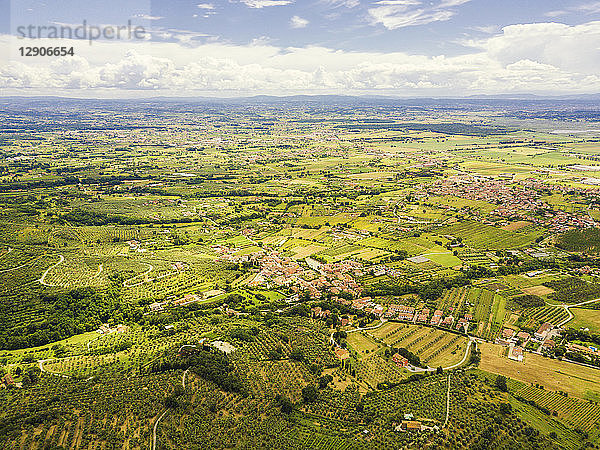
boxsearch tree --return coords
[499,403,512,414]
[164,395,179,409]
[302,385,318,403]
[318,375,333,389]
[276,395,293,414]
[290,348,304,362]
[495,375,508,392]
[436,366,443,375]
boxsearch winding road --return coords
[152,410,168,450]
[38,254,64,286]
[552,297,600,328]
[153,368,191,450]
[123,262,154,287]
[38,357,94,381]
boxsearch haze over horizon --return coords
[1,0,600,98]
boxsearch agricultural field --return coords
[1,98,600,449]
[567,307,600,333]
[514,384,600,433]
[349,324,468,369]
[479,342,600,402]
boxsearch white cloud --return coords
[320,0,360,7]
[290,16,309,28]
[368,0,471,30]
[133,14,164,21]
[1,21,600,96]
[238,0,293,8]
[545,1,600,17]
[197,3,215,9]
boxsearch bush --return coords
[302,385,318,403]
[495,375,508,392]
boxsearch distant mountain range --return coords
[1,93,600,105]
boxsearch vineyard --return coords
[520,306,570,328]
[440,221,542,250]
[352,324,468,369]
[515,385,600,432]
[465,288,506,340]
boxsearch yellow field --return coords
[501,221,531,231]
[480,342,600,402]
[523,285,555,296]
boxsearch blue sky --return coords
[1,0,599,96]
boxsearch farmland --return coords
[0,97,600,448]
[479,342,600,402]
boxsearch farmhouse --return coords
[392,353,411,368]
[2,373,15,388]
[516,331,531,342]
[534,323,553,341]
[508,345,524,362]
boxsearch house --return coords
[401,421,422,432]
[542,339,556,351]
[516,331,531,342]
[508,345,524,362]
[501,328,516,339]
[430,310,443,326]
[392,353,410,368]
[2,373,15,388]
[455,318,469,332]
[535,323,552,341]
[340,318,349,327]
[149,302,165,312]
[416,309,430,322]
[441,315,454,327]
[335,348,350,360]
[173,293,200,306]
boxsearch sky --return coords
[0,0,599,97]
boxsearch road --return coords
[182,368,190,389]
[154,368,191,450]
[443,373,451,429]
[331,318,386,345]
[92,263,103,278]
[39,357,95,381]
[87,334,102,351]
[553,297,600,328]
[123,262,155,287]
[409,337,474,373]
[152,410,168,450]
[38,254,64,286]
[38,358,70,379]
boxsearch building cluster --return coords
[425,176,597,231]
[248,252,363,299]
[381,305,472,332]
[96,323,128,335]
[496,323,557,360]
